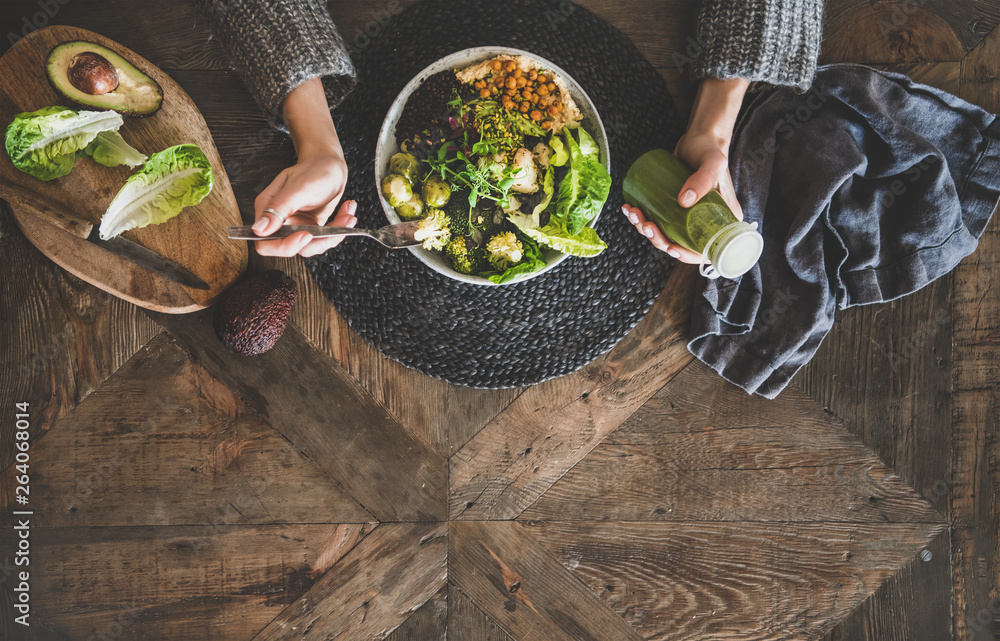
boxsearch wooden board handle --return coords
[0,184,93,239]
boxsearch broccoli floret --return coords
[444,237,475,274]
[444,191,473,237]
[414,209,452,251]
[444,236,491,274]
[486,231,524,271]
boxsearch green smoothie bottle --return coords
[623,148,763,279]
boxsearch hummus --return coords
[456,54,582,132]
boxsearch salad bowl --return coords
[375,46,610,285]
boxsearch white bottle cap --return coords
[699,221,764,280]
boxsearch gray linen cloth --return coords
[689,62,1000,398]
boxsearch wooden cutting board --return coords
[0,26,246,313]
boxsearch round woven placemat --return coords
[308,0,684,388]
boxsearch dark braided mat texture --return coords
[308,0,684,388]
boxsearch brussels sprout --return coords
[396,193,425,220]
[381,173,412,208]
[421,175,451,208]
[389,152,423,185]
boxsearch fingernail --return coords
[667,249,680,258]
[252,218,268,232]
[627,213,638,224]
[642,225,654,238]
[680,189,696,206]
[348,201,358,215]
[621,205,629,214]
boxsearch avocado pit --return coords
[67,52,119,95]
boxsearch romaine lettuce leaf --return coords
[513,219,607,257]
[4,106,131,180]
[99,144,214,240]
[85,131,147,168]
[532,164,555,217]
[507,201,607,258]
[554,126,612,235]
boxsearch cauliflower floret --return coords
[486,231,524,271]
[414,209,452,251]
[509,147,539,194]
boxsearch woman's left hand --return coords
[252,152,357,257]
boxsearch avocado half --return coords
[46,41,163,116]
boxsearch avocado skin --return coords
[46,41,163,117]
[213,270,297,357]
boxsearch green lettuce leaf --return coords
[554,126,612,235]
[84,131,147,168]
[576,125,600,160]
[549,136,568,167]
[532,163,555,217]
[4,106,126,180]
[98,144,214,240]
[513,220,606,257]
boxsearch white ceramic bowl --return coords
[375,46,610,286]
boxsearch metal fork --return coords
[226,221,425,249]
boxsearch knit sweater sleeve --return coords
[197,0,357,129]
[689,0,825,91]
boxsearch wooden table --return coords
[1,1,998,639]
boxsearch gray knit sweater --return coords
[690,0,825,92]
[199,0,824,127]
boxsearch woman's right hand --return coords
[626,77,749,263]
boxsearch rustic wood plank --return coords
[525,361,946,523]
[2,0,229,70]
[450,520,645,641]
[254,522,448,641]
[148,308,448,522]
[450,265,698,521]
[820,0,1000,64]
[822,529,952,641]
[0,202,160,468]
[27,524,350,641]
[448,584,515,641]
[953,24,1000,641]
[386,584,447,641]
[527,520,948,641]
[8,332,374,526]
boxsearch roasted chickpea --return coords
[547,82,557,93]
[516,76,527,88]
[505,60,516,72]
[506,87,518,96]
[537,74,547,84]
[537,84,550,96]
[541,120,553,130]
[547,105,560,117]
[528,69,538,81]
[491,60,502,71]
[495,75,506,86]
[505,77,518,90]
[513,67,522,79]
[519,101,530,113]
[530,109,542,121]
[479,88,491,98]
